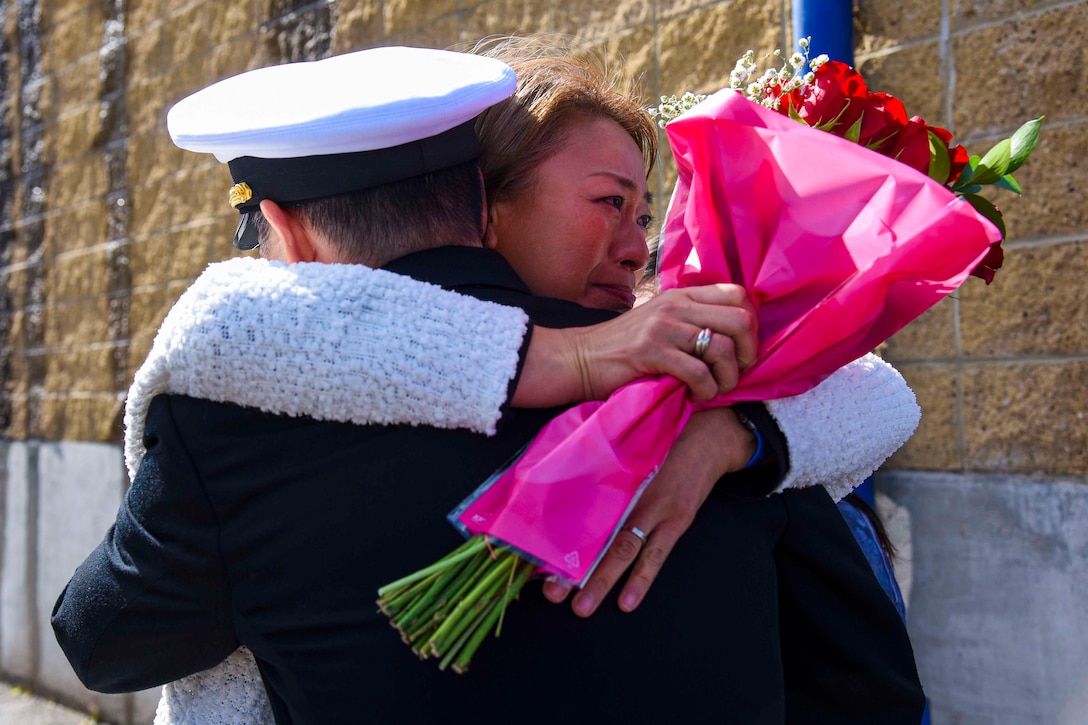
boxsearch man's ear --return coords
[482,200,503,251]
[474,166,496,248]
[259,200,317,263]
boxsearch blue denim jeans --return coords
[837,496,906,621]
[838,484,930,724]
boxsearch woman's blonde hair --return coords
[469,35,658,207]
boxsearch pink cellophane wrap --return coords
[454,90,1002,584]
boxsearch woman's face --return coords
[485,116,653,312]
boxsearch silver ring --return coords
[626,526,648,545]
[694,327,712,358]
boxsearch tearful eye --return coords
[638,214,655,230]
[602,196,624,210]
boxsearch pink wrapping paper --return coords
[453,90,1002,584]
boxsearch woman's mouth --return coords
[592,284,636,310]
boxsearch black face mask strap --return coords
[233,212,259,250]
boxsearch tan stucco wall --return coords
[2,0,1085,480]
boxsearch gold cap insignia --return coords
[228,182,253,208]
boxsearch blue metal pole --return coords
[787,26,929,725]
[792,0,854,65]
[794,2,869,505]
[791,42,929,725]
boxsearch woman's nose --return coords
[615,222,650,272]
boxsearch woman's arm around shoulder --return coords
[125,258,529,479]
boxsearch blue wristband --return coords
[736,411,769,469]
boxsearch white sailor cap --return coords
[167,46,517,249]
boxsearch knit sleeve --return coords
[764,353,920,502]
[125,258,528,481]
[155,649,273,725]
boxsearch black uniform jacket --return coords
[52,248,924,724]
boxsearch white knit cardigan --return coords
[766,353,919,502]
[134,258,919,724]
[125,257,528,482]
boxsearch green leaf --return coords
[844,114,863,143]
[952,156,980,190]
[971,138,1011,186]
[927,130,952,183]
[994,173,1022,195]
[961,193,1006,239]
[788,102,806,124]
[812,99,852,133]
[865,132,896,151]
[1006,116,1043,174]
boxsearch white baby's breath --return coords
[650,37,825,122]
[648,92,709,127]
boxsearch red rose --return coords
[747,47,1034,286]
[855,92,909,155]
[888,117,933,176]
[783,61,867,135]
[786,63,919,162]
[970,243,1004,284]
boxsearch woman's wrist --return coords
[682,407,759,478]
[511,326,589,407]
[735,409,770,468]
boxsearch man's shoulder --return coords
[140,394,396,505]
[145,394,352,452]
[149,393,278,426]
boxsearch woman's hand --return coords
[541,406,758,615]
[514,284,758,407]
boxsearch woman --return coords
[147,43,922,723]
[472,38,915,616]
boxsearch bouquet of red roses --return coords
[377,40,1040,673]
[728,41,1035,280]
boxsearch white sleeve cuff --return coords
[765,353,920,502]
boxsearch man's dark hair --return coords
[254,160,485,265]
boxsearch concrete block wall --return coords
[879,471,1088,724]
[1,440,158,723]
[855,5,1088,715]
[864,0,1088,479]
[0,1,1084,722]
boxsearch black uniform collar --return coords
[381,246,532,294]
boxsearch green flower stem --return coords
[398,548,491,645]
[391,549,478,632]
[437,595,503,671]
[421,545,491,609]
[495,556,535,637]
[427,552,517,656]
[377,535,539,673]
[434,559,517,666]
[402,546,495,652]
[377,536,488,598]
[411,546,491,631]
[430,551,518,658]
[379,568,442,615]
[450,560,536,674]
[404,603,444,653]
